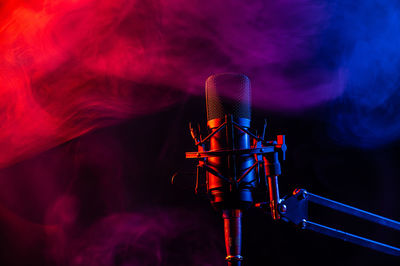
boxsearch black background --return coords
[1,94,399,266]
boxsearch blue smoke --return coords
[323,0,400,148]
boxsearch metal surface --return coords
[185,147,275,158]
[307,192,400,231]
[280,189,400,256]
[304,220,400,256]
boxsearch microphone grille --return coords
[205,73,251,121]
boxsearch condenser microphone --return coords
[205,73,256,265]
[186,73,286,265]
[205,73,255,209]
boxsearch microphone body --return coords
[206,116,255,210]
[205,73,255,210]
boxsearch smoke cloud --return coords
[0,0,345,167]
[325,0,400,147]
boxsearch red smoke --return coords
[0,0,183,167]
[0,0,343,167]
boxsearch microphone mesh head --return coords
[205,73,251,121]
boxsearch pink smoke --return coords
[61,211,225,266]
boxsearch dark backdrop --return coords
[0,95,399,266]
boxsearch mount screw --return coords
[301,219,307,229]
[278,204,287,214]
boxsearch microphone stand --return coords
[184,115,400,264]
[277,189,400,256]
[223,209,243,266]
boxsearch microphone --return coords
[205,73,255,211]
[205,73,256,265]
[186,73,285,265]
